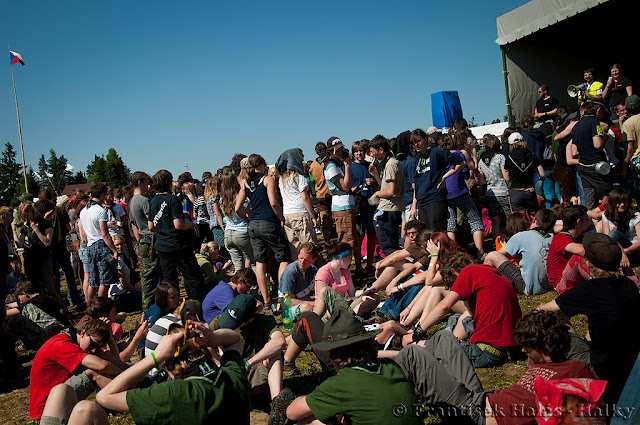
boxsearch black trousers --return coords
[157,248,205,300]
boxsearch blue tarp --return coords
[431,91,463,129]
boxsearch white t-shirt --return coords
[279,174,309,215]
[324,161,355,212]
[79,203,108,247]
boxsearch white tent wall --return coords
[496,0,637,122]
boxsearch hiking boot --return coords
[269,387,295,425]
[282,361,300,379]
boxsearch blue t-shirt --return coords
[414,146,461,205]
[278,260,317,300]
[504,229,551,295]
[401,155,417,207]
[202,281,235,323]
[350,161,372,198]
[143,304,164,328]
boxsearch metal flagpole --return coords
[10,64,28,193]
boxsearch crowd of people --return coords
[1,63,640,425]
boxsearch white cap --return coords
[508,132,524,145]
[426,126,438,135]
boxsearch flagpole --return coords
[10,64,28,194]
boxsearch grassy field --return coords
[0,287,588,425]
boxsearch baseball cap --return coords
[217,294,257,329]
[426,126,438,136]
[508,132,524,145]
[583,233,621,272]
[326,136,343,148]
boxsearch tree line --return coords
[0,143,130,205]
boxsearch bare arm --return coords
[537,299,560,312]
[564,242,585,256]
[418,291,460,330]
[81,353,124,378]
[265,175,284,222]
[566,142,579,166]
[234,181,247,215]
[287,396,315,423]
[30,224,53,247]
[212,201,225,229]
[99,221,118,256]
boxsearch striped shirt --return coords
[144,313,181,358]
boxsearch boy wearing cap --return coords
[211,294,291,425]
[286,308,422,425]
[538,233,640,405]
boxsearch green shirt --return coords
[126,351,249,425]
[306,360,422,425]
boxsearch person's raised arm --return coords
[96,330,183,413]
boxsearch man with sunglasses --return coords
[29,317,124,424]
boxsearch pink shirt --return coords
[315,262,352,296]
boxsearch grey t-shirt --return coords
[378,157,405,212]
[504,229,551,295]
[129,193,151,235]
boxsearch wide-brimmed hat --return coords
[217,294,257,329]
[312,308,380,352]
[583,233,621,272]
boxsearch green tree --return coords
[36,149,72,195]
[0,142,21,205]
[87,148,130,187]
[86,155,108,183]
[68,171,87,184]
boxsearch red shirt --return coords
[546,233,574,289]
[487,359,593,425]
[451,264,521,347]
[29,333,87,420]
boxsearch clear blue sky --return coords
[2,0,524,178]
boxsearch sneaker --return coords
[282,361,300,379]
[268,388,295,425]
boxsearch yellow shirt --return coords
[586,81,603,99]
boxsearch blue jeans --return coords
[378,285,422,320]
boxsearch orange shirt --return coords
[309,159,329,199]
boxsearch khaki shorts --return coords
[283,212,316,249]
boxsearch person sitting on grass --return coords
[404,256,522,369]
[312,243,356,318]
[538,233,640,406]
[210,294,291,425]
[277,242,321,316]
[4,287,63,349]
[286,308,422,425]
[67,322,250,425]
[29,316,124,423]
[87,297,148,363]
[201,267,255,324]
[484,209,555,295]
[364,220,427,294]
[142,281,180,330]
[145,298,201,361]
[382,311,595,425]
[195,241,231,288]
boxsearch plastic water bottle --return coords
[281,294,294,332]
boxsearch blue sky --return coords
[2,0,524,178]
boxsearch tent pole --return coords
[500,46,514,127]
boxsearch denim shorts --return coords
[78,243,91,273]
[86,240,117,288]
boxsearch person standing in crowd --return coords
[602,63,633,118]
[369,137,405,256]
[504,132,538,213]
[538,233,640,406]
[236,154,290,306]
[276,148,317,255]
[398,131,417,237]
[203,174,225,248]
[572,101,610,208]
[478,134,511,236]
[219,171,254,272]
[309,142,334,242]
[533,84,559,124]
[79,183,119,301]
[622,95,640,191]
[192,183,212,246]
[324,137,362,272]
[350,139,376,270]
[129,171,159,309]
[148,169,204,301]
[411,129,462,232]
